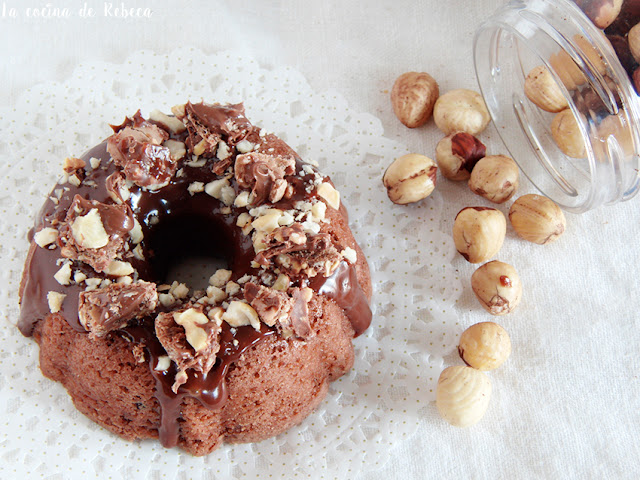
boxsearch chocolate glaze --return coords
[18,103,372,448]
[310,261,371,337]
[123,319,275,447]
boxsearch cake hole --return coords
[146,214,234,291]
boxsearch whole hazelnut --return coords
[574,0,622,29]
[436,366,492,427]
[468,155,519,204]
[452,207,506,263]
[628,22,640,64]
[435,133,486,181]
[509,194,566,245]
[458,322,512,371]
[548,35,606,90]
[524,65,568,113]
[471,261,522,315]
[433,89,491,136]
[551,109,586,158]
[391,72,440,128]
[383,153,437,204]
[594,114,634,157]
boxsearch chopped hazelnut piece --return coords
[103,260,134,277]
[71,209,109,249]
[317,182,340,210]
[209,269,232,288]
[173,308,210,352]
[164,139,187,161]
[34,227,58,248]
[63,157,86,173]
[149,109,187,134]
[47,291,66,313]
[222,301,261,330]
[155,355,171,372]
[341,247,357,264]
[54,263,72,285]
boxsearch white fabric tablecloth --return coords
[1,1,639,478]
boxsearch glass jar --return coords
[474,0,640,212]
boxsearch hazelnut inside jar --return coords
[474,0,640,213]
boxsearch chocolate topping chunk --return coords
[289,287,313,338]
[107,110,175,188]
[255,223,307,265]
[178,102,253,174]
[235,152,296,205]
[255,224,341,277]
[58,195,134,272]
[243,282,293,327]
[155,306,221,392]
[243,282,313,339]
[78,280,158,338]
[105,171,130,204]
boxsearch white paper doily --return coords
[0,47,462,479]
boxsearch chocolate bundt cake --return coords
[18,102,372,455]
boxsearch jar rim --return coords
[474,0,640,212]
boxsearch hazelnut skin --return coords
[436,366,492,427]
[458,322,512,371]
[551,109,586,158]
[524,65,568,113]
[509,194,566,245]
[433,89,491,136]
[435,133,486,181]
[383,153,437,204]
[391,72,440,128]
[471,261,522,315]
[468,155,520,204]
[452,207,506,263]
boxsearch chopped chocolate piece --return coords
[243,281,293,327]
[155,306,221,392]
[235,152,296,205]
[255,224,342,278]
[243,282,313,339]
[58,195,134,272]
[105,171,130,204]
[78,280,158,338]
[297,234,342,277]
[107,110,176,188]
[177,102,253,173]
[290,287,313,338]
[254,223,308,266]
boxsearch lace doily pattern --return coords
[0,48,462,478]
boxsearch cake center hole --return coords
[146,215,233,291]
